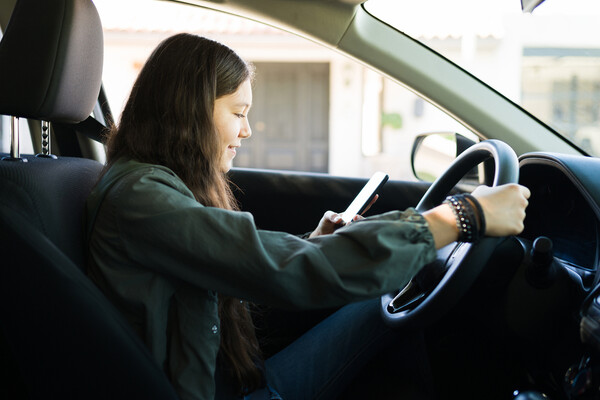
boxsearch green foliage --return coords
[381,112,403,130]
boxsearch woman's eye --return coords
[235,113,246,119]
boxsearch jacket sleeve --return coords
[96,167,436,310]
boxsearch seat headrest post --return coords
[1,116,27,162]
[36,120,57,159]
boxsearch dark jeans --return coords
[219,298,433,400]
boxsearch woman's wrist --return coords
[423,204,460,249]
[443,194,486,242]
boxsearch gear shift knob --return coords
[526,236,555,288]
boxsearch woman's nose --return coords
[240,118,252,138]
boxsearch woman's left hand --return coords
[308,195,379,238]
[308,211,345,238]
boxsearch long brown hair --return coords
[103,33,261,394]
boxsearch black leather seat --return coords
[0,0,179,398]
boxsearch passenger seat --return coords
[0,0,179,398]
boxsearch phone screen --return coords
[341,171,389,224]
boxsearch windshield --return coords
[365,0,600,156]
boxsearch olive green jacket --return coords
[85,158,436,400]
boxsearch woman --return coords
[86,33,530,400]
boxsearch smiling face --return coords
[213,79,253,173]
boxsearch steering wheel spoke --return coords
[388,280,427,314]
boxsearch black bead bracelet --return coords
[443,194,485,242]
[464,193,486,237]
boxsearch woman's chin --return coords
[221,161,233,173]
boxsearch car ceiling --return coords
[175,0,360,47]
[0,0,17,31]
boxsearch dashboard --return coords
[519,153,600,273]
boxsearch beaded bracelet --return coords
[443,194,483,242]
[464,193,486,237]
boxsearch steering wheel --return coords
[381,139,519,328]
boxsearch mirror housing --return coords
[521,0,546,13]
[411,132,486,185]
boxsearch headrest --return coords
[0,0,103,124]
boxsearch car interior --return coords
[1,0,600,399]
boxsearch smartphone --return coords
[341,171,389,224]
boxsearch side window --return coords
[375,74,478,180]
[0,115,8,152]
[97,0,476,180]
[0,116,34,156]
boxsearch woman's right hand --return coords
[471,184,530,237]
[423,183,530,249]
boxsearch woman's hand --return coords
[309,195,379,238]
[424,183,530,249]
[308,211,345,238]
[471,183,530,237]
